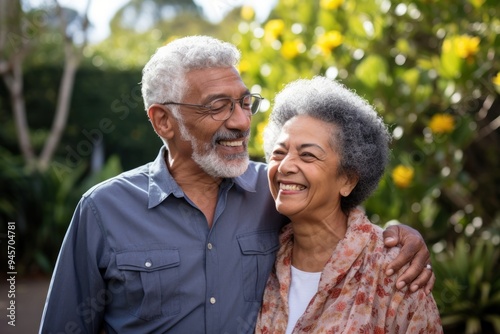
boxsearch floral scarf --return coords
[255,208,442,333]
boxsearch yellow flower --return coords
[442,38,452,53]
[455,35,480,59]
[281,40,302,59]
[392,165,414,188]
[240,5,254,21]
[264,19,285,43]
[493,72,500,86]
[238,59,251,73]
[429,114,455,134]
[320,0,344,10]
[468,0,485,8]
[315,30,344,54]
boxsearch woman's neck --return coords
[290,212,348,272]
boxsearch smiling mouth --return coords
[279,183,306,191]
[219,140,244,147]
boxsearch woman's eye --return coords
[301,152,317,160]
[272,150,285,158]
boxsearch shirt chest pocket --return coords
[237,231,280,302]
[116,248,180,321]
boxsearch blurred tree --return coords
[0,0,247,274]
[0,0,93,171]
[110,0,202,32]
[233,0,499,241]
[231,2,499,331]
[85,0,243,70]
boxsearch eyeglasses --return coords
[161,93,263,121]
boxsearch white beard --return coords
[178,120,249,178]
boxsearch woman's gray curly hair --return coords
[141,35,241,118]
[263,76,391,212]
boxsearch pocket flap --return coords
[116,248,180,271]
[237,230,279,255]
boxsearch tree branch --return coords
[476,95,499,141]
[39,0,92,170]
[6,59,36,165]
[0,0,36,167]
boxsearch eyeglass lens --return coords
[211,95,261,120]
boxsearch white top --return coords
[286,266,322,334]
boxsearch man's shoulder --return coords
[244,160,268,177]
[82,162,151,199]
[248,160,267,171]
[233,160,269,190]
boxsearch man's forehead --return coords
[185,67,247,96]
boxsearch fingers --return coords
[390,244,431,291]
[424,271,436,295]
[383,225,400,247]
[385,237,424,275]
[383,224,434,293]
[385,231,423,276]
[406,263,434,293]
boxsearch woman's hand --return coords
[383,224,435,295]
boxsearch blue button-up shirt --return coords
[39,147,288,334]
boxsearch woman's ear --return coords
[148,104,175,140]
[340,172,359,197]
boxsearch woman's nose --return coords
[277,154,297,175]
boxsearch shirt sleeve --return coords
[39,196,109,334]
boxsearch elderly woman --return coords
[255,77,442,333]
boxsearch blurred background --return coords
[0,0,499,333]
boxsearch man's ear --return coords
[147,104,175,140]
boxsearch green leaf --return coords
[465,317,481,334]
[354,55,387,88]
[439,38,462,79]
[347,15,368,37]
[484,314,500,333]
[401,68,420,90]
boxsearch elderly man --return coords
[39,36,433,333]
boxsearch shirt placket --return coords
[204,180,231,333]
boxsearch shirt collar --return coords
[148,147,183,208]
[148,147,257,208]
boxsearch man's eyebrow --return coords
[203,90,251,103]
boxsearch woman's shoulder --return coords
[347,208,386,249]
[346,209,404,272]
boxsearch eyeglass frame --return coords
[160,93,263,121]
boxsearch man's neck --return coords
[166,155,222,228]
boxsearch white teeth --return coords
[220,140,243,147]
[280,183,305,191]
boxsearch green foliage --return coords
[1,0,499,328]
[432,236,500,333]
[85,5,242,70]
[0,66,161,170]
[235,0,499,237]
[232,1,500,330]
[0,147,123,274]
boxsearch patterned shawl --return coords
[255,208,442,333]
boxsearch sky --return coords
[28,0,276,43]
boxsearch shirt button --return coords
[145,260,152,268]
[210,297,216,304]
[207,243,213,250]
